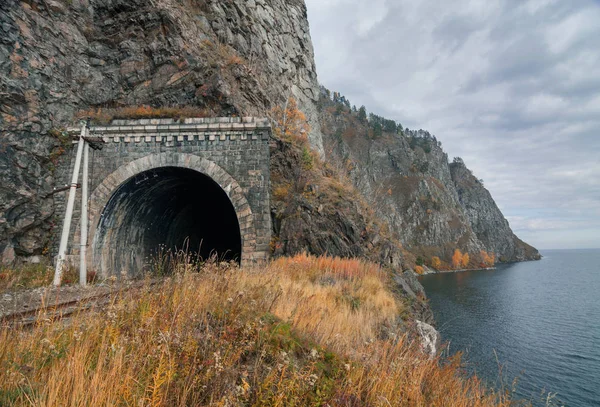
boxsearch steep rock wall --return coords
[0,0,322,262]
[450,159,540,262]
[318,94,540,264]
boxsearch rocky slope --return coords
[0,0,539,269]
[317,94,540,266]
[450,159,539,262]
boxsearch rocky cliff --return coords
[449,158,539,262]
[317,93,540,266]
[0,0,322,262]
[0,0,539,268]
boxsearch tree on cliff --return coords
[271,97,310,145]
[358,106,367,123]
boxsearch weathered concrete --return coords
[54,117,271,278]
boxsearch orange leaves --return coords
[452,249,471,269]
[271,97,310,146]
[480,251,495,268]
[451,250,495,270]
[431,256,442,270]
[415,265,425,275]
[452,249,463,269]
[461,253,470,268]
[272,184,291,202]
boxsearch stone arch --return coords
[88,153,255,276]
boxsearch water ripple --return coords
[420,249,600,407]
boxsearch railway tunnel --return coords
[92,166,242,277]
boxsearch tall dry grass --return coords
[0,254,512,406]
[0,262,80,294]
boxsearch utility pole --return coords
[53,122,87,286]
[80,139,89,286]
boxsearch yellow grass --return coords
[0,262,79,293]
[0,254,512,406]
[75,105,210,124]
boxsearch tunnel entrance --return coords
[92,166,242,277]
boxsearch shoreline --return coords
[417,266,496,276]
[416,257,543,277]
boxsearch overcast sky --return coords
[304,0,600,250]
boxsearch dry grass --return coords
[0,254,512,406]
[75,105,211,125]
[0,263,79,294]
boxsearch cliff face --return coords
[0,0,538,268]
[449,160,540,262]
[0,0,322,262]
[317,94,540,264]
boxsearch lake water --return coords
[419,249,600,406]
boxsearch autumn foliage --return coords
[452,249,472,269]
[431,256,442,270]
[461,253,470,268]
[271,97,310,146]
[480,250,496,268]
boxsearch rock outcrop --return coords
[450,158,540,262]
[270,137,409,269]
[317,94,540,264]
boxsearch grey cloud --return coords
[305,0,600,249]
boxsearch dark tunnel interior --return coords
[93,167,242,276]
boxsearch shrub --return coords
[272,184,291,202]
[431,256,442,269]
[415,265,425,275]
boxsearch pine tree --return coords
[358,106,367,123]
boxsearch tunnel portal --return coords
[56,119,271,279]
[93,166,242,276]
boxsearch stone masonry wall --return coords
[53,117,271,271]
